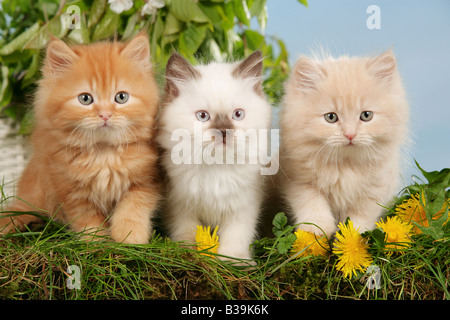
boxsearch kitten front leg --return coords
[0,201,44,235]
[217,205,259,261]
[165,203,200,246]
[345,200,384,233]
[286,184,337,237]
[109,185,159,244]
[63,199,110,239]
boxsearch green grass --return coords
[1,163,449,300]
[0,211,448,300]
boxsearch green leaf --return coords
[249,0,267,31]
[170,0,210,23]
[24,15,69,50]
[92,9,120,41]
[205,38,222,61]
[122,11,140,40]
[273,212,287,229]
[178,24,207,57]
[414,159,441,184]
[276,234,296,255]
[244,29,264,50]
[297,0,308,6]
[234,0,251,26]
[198,3,227,25]
[164,13,183,36]
[18,110,35,135]
[88,0,107,28]
[0,22,40,55]
[0,66,13,110]
[21,52,41,89]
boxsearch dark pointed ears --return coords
[232,50,264,95]
[164,52,200,98]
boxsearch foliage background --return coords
[0,0,305,134]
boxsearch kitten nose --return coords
[99,112,112,121]
[345,133,356,141]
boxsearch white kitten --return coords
[279,50,409,236]
[156,52,272,260]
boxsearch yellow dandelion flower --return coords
[291,229,328,258]
[195,225,219,256]
[395,192,449,234]
[333,220,373,279]
[376,216,413,254]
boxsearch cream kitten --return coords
[156,51,271,260]
[279,50,409,236]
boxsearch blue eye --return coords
[232,109,245,121]
[196,110,210,122]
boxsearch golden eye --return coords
[324,112,338,123]
[115,92,129,104]
[78,93,93,105]
[360,111,374,122]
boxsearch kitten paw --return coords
[297,220,337,238]
[111,228,150,244]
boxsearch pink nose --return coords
[99,112,112,121]
[345,133,356,141]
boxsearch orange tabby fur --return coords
[0,34,160,244]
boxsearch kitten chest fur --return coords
[65,146,132,214]
[166,161,262,224]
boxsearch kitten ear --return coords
[121,32,152,72]
[367,50,397,84]
[232,51,263,95]
[292,57,325,90]
[165,52,200,98]
[44,38,77,76]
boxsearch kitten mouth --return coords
[99,121,112,128]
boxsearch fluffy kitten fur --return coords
[279,50,409,236]
[156,51,271,260]
[0,34,160,244]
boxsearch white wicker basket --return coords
[0,117,29,203]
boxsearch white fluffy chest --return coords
[168,163,261,218]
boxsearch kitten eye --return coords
[324,112,338,123]
[360,111,374,122]
[78,93,93,105]
[232,109,245,121]
[115,92,129,104]
[196,110,210,122]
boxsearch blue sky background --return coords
[265,0,450,187]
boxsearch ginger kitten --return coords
[156,52,271,261]
[280,50,409,236]
[0,34,161,244]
